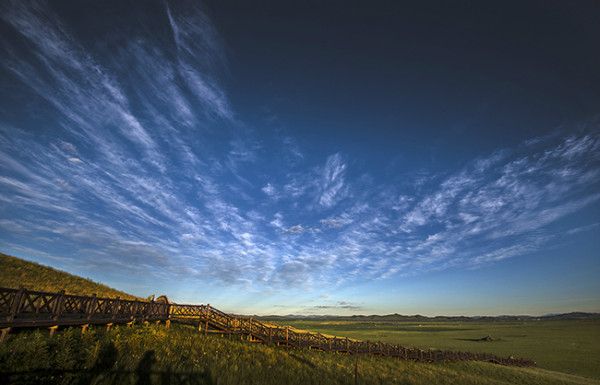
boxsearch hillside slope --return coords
[1,323,598,385]
[0,252,139,300]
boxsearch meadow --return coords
[274,319,600,380]
[1,323,599,385]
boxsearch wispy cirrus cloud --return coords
[0,0,244,282]
[166,0,232,120]
[307,301,363,312]
[0,1,599,306]
[320,214,353,229]
[318,153,348,208]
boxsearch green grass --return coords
[1,323,598,385]
[274,319,600,380]
[0,252,140,300]
[1,252,597,384]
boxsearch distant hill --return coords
[259,312,600,322]
[0,252,140,300]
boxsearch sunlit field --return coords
[1,323,599,385]
[272,319,600,380]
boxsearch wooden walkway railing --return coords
[0,287,534,367]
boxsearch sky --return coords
[0,0,599,316]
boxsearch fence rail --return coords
[0,287,534,367]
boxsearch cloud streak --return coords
[0,1,599,305]
[318,153,348,208]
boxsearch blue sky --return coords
[1,0,599,316]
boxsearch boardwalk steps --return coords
[0,287,534,367]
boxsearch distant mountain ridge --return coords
[259,312,600,322]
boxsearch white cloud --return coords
[320,214,353,229]
[261,183,277,197]
[1,0,599,296]
[269,213,285,230]
[318,153,348,207]
[285,225,305,234]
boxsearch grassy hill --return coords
[0,252,140,300]
[1,323,598,385]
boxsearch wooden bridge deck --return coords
[0,287,534,367]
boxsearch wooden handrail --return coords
[0,286,534,367]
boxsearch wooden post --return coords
[202,315,207,335]
[8,287,25,323]
[112,297,120,322]
[86,294,97,322]
[0,327,10,343]
[52,290,65,321]
[166,303,172,323]
[204,305,209,336]
[285,327,289,345]
[354,356,359,385]
[142,301,150,323]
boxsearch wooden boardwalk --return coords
[0,287,534,367]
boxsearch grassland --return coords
[0,252,140,300]
[273,319,600,380]
[1,252,598,384]
[1,323,599,385]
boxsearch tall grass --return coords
[1,323,597,385]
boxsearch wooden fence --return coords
[0,287,534,367]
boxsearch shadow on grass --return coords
[286,352,317,369]
[0,343,214,385]
[0,368,215,385]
